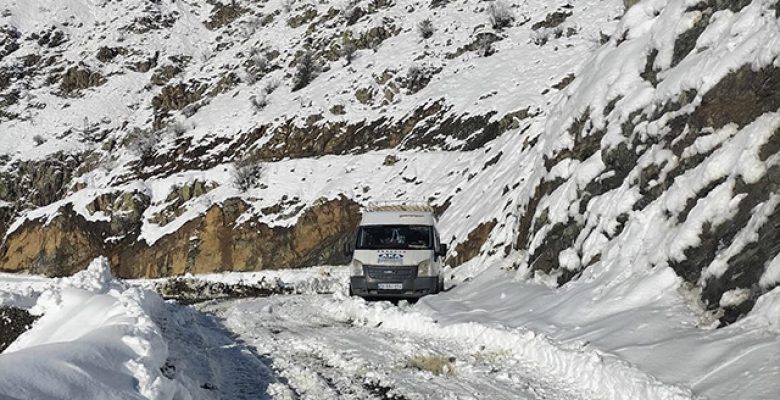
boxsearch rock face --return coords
[0,307,38,353]
[0,196,359,278]
[691,65,780,130]
[0,190,153,276]
[447,219,497,267]
[0,153,83,209]
[116,196,360,278]
[205,3,246,30]
[513,0,780,325]
[136,103,529,179]
[0,204,109,277]
[59,65,106,95]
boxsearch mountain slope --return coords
[511,0,780,326]
[0,0,620,274]
[0,0,778,327]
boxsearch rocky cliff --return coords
[0,0,778,325]
[513,0,780,325]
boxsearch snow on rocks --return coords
[0,257,182,400]
[140,265,350,303]
[759,253,780,289]
[0,0,625,281]
[0,306,38,353]
[514,0,780,327]
[701,194,780,282]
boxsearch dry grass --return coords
[406,355,455,376]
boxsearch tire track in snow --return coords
[201,299,403,400]
[321,294,697,400]
[200,295,589,400]
[153,301,282,400]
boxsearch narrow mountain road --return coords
[196,294,589,400]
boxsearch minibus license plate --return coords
[378,283,403,290]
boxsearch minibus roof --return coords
[360,211,436,226]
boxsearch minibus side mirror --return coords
[438,244,448,258]
[343,241,354,258]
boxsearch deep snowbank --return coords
[421,264,780,400]
[0,258,181,400]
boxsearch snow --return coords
[0,0,778,398]
[0,0,620,162]
[0,0,624,264]
[0,259,778,399]
[0,0,775,279]
[760,253,780,289]
[0,273,48,309]
[741,287,780,333]
[718,287,751,308]
[0,258,184,400]
[194,259,779,400]
[207,293,604,400]
[419,264,780,400]
[325,294,694,400]
[703,195,780,282]
[557,248,581,271]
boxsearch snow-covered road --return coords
[199,294,588,400]
[3,264,775,399]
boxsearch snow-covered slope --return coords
[0,0,622,276]
[0,0,778,330]
[507,0,780,326]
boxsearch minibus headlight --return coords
[417,260,433,277]
[350,260,364,276]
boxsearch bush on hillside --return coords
[233,159,263,191]
[127,128,157,163]
[250,92,268,111]
[344,0,365,25]
[342,41,357,64]
[405,64,437,93]
[476,35,496,57]
[292,51,319,91]
[418,19,434,39]
[487,0,513,30]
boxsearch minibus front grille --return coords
[365,265,417,280]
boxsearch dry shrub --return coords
[406,355,455,375]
